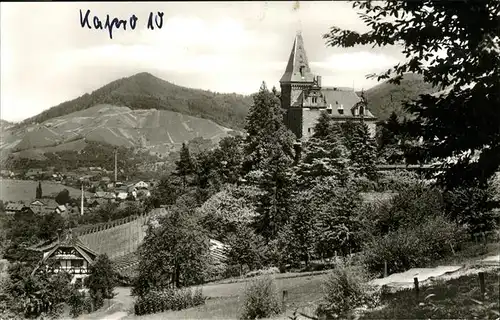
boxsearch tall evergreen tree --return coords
[253,142,295,241]
[348,122,378,179]
[175,143,194,189]
[295,135,351,190]
[243,82,295,173]
[312,111,333,140]
[35,181,42,199]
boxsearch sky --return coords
[0,1,407,122]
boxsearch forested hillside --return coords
[19,72,253,130]
[363,73,439,121]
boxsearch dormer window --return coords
[312,96,317,104]
[359,106,365,115]
[299,66,305,77]
[338,104,344,115]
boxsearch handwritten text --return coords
[79,9,164,39]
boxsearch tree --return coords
[312,111,335,140]
[377,112,406,164]
[212,135,245,184]
[252,143,295,241]
[324,0,500,189]
[197,185,258,241]
[225,225,267,273]
[243,82,296,173]
[86,254,116,309]
[133,205,209,296]
[279,190,318,266]
[312,178,365,258]
[145,175,181,210]
[55,189,70,205]
[4,262,75,318]
[37,212,65,241]
[345,121,378,179]
[175,143,194,189]
[295,135,351,190]
[35,181,42,199]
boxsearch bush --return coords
[244,267,280,278]
[240,276,282,320]
[363,215,466,275]
[68,290,86,317]
[86,254,116,309]
[366,183,444,236]
[376,170,420,192]
[134,287,205,316]
[316,262,380,319]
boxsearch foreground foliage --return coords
[360,270,500,319]
[325,0,500,189]
[134,287,205,316]
[316,261,380,320]
[240,276,282,320]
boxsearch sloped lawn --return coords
[361,269,500,319]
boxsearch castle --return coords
[279,32,377,140]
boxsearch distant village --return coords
[1,165,157,217]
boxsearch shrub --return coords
[376,170,420,192]
[68,290,86,317]
[367,183,444,236]
[86,254,116,309]
[315,262,380,319]
[134,287,205,316]
[363,215,466,274]
[244,267,280,278]
[240,276,282,320]
[443,185,499,234]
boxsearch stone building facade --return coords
[280,32,377,140]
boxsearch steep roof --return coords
[322,87,376,119]
[5,203,29,211]
[29,232,99,275]
[280,32,315,83]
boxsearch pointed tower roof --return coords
[280,31,315,83]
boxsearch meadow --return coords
[0,179,92,202]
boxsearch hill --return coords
[1,104,240,163]
[19,72,252,130]
[363,73,439,121]
[0,120,13,131]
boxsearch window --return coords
[72,260,83,268]
[308,128,311,133]
[299,66,305,76]
[359,106,365,115]
[312,97,317,103]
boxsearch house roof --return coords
[29,232,99,275]
[322,87,376,119]
[280,32,315,83]
[30,199,59,209]
[5,203,28,211]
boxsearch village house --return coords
[29,231,98,285]
[29,199,59,215]
[133,181,149,190]
[115,186,129,201]
[25,168,44,180]
[4,203,33,215]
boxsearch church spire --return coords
[280,32,314,83]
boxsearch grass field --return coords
[0,179,92,202]
[96,272,329,320]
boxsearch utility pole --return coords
[80,182,84,216]
[114,148,118,187]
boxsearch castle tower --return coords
[280,31,327,140]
